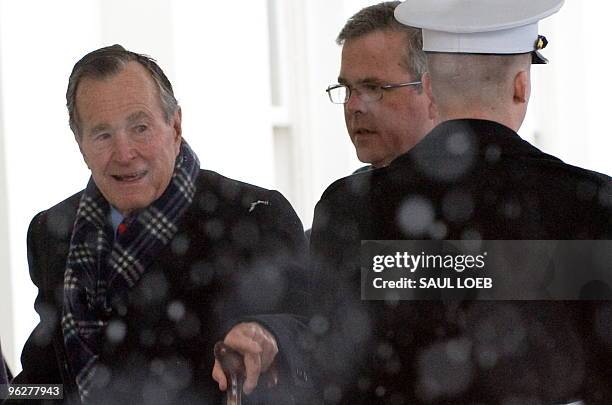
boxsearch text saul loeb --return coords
[371,252,493,290]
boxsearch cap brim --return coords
[532,50,548,64]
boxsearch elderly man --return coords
[326,1,434,170]
[14,45,313,404]
[310,0,611,403]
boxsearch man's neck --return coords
[437,111,522,133]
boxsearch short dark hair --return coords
[66,44,179,139]
[337,1,426,81]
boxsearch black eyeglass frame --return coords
[325,80,422,104]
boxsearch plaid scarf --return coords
[61,141,200,402]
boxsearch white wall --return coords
[0,0,101,374]
[0,0,13,371]
[171,1,275,189]
[530,0,612,175]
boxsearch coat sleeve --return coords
[0,340,8,386]
[233,190,319,403]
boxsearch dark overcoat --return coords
[13,170,314,405]
[0,341,7,387]
[310,119,612,404]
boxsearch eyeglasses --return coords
[326,81,422,104]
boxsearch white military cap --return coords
[394,0,564,64]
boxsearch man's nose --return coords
[112,133,137,163]
[345,90,368,114]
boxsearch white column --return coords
[0,0,101,374]
[171,0,275,190]
[0,0,15,371]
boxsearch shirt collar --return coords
[109,206,124,236]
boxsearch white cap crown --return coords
[394,0,564,63]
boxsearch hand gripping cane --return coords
[214,341,246,405]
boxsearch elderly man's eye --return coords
[135,125,148,133]
[95,133,110,141]
[362,83,380,92]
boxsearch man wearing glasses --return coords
[310,0,612,403]
[326,1,434,170]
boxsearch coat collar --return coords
[391,119,549,167]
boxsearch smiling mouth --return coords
[111,171,147,183]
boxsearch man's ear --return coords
[422,72,438,121]
[172,107,183,154]
[513,70,530,104]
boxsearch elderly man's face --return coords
[340,30,433,167]
[76,62,181,215]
